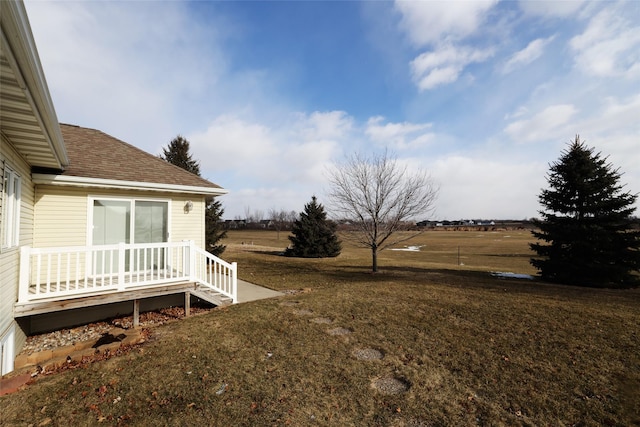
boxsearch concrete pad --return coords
[237,280,283,303]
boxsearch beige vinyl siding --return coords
[0,139,33,355]
[171,195,206,248]
[33,185,88,248]
[34,187,206,249]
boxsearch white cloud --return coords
[394,1,498,91]
[189,115,278,178]
[504,106,529,121]
[585,93,640,135]
[291,111,354,141]
[394,0,498,46]
[24,1,226,154]
[504,104,578,143]
[576,93,640,192]
[518,0,586,17]
[411,44,494,90]
[501,36,555,74]
[428,156,546,220]
[191,112,347,182]
[189,111,349,216]
[365,116,434,150]
[570,6,640,78]
[499,93,639,216]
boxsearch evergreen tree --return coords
[530,136,640,288]
[205,197,227,256]
[160,135,200,175]
[160,135,226,256]
[285,196,341,258]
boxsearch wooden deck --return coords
[17,242,238,319]
[14,281,232,317]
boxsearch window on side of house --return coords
[0,325,16,375]
[91,198,169,247]
[90,198,169,274]
[2,165,21,249]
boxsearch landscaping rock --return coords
[371,377,411,395]
[353,348,384,361]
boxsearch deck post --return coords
[133,299,140,328]
[118,242,126,290]
[188,240,196,282]
[185,291,191,317]
[19,246,31,303]
[231,262,238,304]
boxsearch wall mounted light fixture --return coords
[184,200,193,213]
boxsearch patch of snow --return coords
[391,245,424,252]
[491,272,534,280]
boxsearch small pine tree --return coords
[285,196,341,258]
[530,136,640,288]
[205,197,227,256]
[160,135,200,176]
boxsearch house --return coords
[259,219,273,229]
[1,0,236,376]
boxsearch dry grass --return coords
[1,230,639,426]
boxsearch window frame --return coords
[87,196,172,247]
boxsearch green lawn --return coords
[1,230,639,426]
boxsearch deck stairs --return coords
[191,284,233,307]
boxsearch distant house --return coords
[259,219,273,229]
[224,219,247,229]
[1,0,236,375]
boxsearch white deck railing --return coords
[18,241,237,305]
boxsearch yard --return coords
[1,230,639,426]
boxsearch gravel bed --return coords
[20,306,212,355]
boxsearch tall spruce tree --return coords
[205,197,227,256]
[530,136,640,288]
[160,135,226,256]
[160,135,200,175]
[285,196,341,258]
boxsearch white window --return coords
[89,197,170,273]
[91,198,169,246]
[2,166,21,249]
[1,325,16,375]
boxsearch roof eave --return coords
[1,0,69,168]
[32,173,229,196]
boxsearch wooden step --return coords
[191,285,233,307]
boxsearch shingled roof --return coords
[53,124,224,193]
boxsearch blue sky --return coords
[25,0,640,220]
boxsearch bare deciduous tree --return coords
[327,150,438,272]
[244,207,264,225]
[269,208,297,240]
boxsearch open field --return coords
[227,229,538,286]
[1,230,639,426]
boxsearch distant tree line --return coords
[221,208,297,233]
